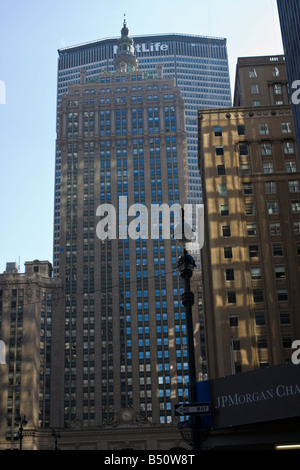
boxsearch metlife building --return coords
[54,32,232,274]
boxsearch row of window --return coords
[214,123,293,139]
[217,180,299,197]
[226,288,289,305]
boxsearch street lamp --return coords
[51,429,61,450]
[175,213,200,450]
[15,414,27,450]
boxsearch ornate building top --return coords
[114,16,138,73]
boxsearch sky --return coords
[0,0,284,274]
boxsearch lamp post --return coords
[175,212,200,450]
[177,249,201,450]
[15,414,27,451]
[51,429,61,450]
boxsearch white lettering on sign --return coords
[113,43,169,55]
[215,384,300,409]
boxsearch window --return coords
[282,335,293,349]
[257,336,268,349]
[225,268,235,281]
[292,201,300,212]
[274,84,282,95]
[255,312,266,326]
[275,266,286,279]
[224,247,233,259]
[231,338,240,350]
[214,126,222,137]
[273,244,283,256]
[217,164,226,175]
[243,182,253,195]
[251,85,259,94]
[267,201,279,215]
[283,141,294,154]
[249,245,259,258]
[218,184,227,196]
[263,162,273,174]
[245,202,255,215]
[240,162,251,175]
[273,67,280,77]
[252,101,261,107]
[259,123,269,135]
[253,289,264,303]
[227,291,236,304]
[237,125,246,135]
[220,204,229,216]
[247,223,257,236]
[261,143,272,155]
[251,267,261,280]
[265,181,276,194]
[249,68,257,78]
[282,122,292,134]
[280,311,291,325]
[277,289,288,302]
[294,221,300,234]
[229,314,238,327]
[216,146,224,156]
[222,225,231,237]
[286,161,297,173]
[270,222,281,235]
[289,180,299,193]
[239,144,249,156]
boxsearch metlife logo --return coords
[113,42,169,55]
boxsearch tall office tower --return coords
[54,27,231,275]
[0,261,63,449]
[52,20,205,436]
[199,56,300,380]
[277,0,300,160]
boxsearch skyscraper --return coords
[199,55,300,379]
[51,20,206,436]
[0,260,63,449]
[54,27,232,275]
[277,0,300,160]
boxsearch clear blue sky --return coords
[0,0,283,273]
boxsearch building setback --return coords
[199,56,300,379]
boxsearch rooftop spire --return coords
[121,14,129,37]
[114,16,138,73]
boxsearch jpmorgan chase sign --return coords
[197,362,300,429]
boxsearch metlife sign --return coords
[113,42,169,55]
